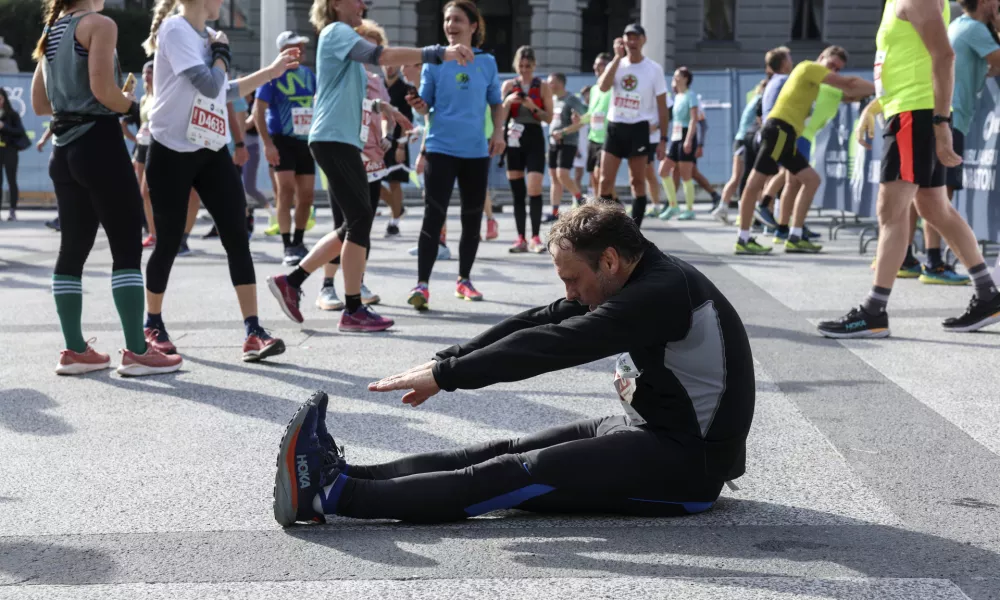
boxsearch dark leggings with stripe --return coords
[51,118,142,276]
[334,415,724,523]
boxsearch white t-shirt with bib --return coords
[149,15,231,153]
[607,57,668,126]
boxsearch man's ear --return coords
[603,247,620,273]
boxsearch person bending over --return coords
[273,202,756,526]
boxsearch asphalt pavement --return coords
[1,205,998,599]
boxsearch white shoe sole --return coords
[268,277,304,324]
[943,311,1000,333]
[819,328,891,339]
[55,360,110,376]
[273,401,314,527]
[117,359,183,377]
[316,300,345,311]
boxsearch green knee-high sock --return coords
[683,179,696,211]
[53,275,86,352]
[661,177,677,208]
[111,269,148,354]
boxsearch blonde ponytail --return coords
[32,0,69,62]
[143,0,179,56]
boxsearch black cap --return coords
[624,23,646,37]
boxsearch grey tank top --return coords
[42,12,122,146]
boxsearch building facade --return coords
[225,0,895,75]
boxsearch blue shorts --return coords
[796,137,812,163]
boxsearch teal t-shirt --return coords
[226,95,249,154]
[309,22,367,149]
[949,14,1000,135]
[735,93,761,140]
[671,90,699,128]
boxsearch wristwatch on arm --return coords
[932,114,952,126]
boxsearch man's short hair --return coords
[821,45,849,64]
[596,52,613,63]
[550,72,567,86]
[547,202,647,270]
[959,0,978,11]
[765,46,790,74]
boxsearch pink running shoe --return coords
[268,275,304,324]
[529,236,547,254]
[339,305,394,332]
[509,236,528,253]
[243,332,286,362]
[142,234,156,249]
[117,347,183,377]
[408,284,430,311]
[144,327,177,355]
[486,218,499,240]
[455,279,483,301]
[55,342,111,376]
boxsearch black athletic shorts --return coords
[548,143,577,170]
[668,129,698,163]
[587,140,603,171]
[881,109,946,188]
[133,144,148,165]
[505,123,545,174]
[753,118,810,176]
[382,140,410,183]
[273,134,316,176]
[732,138,747,156]
[946,126,964,191]
[604,121,651,160]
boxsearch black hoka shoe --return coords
[942,290,1000,333]
[817,306,890,339]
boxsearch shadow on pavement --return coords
[0,388,73,436]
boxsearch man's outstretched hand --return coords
[368,361,441,407]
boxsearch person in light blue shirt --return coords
[915,1,1000,282]
[404,0,505,310]
[266,1,472,334]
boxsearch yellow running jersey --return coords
[766,61,831,136]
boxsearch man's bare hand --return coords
[368,361,441,407]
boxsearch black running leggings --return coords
[311,141,374,251]
[328,180,380,266]
[0,146,18,212]
[50,118,142,277]
[145,140,254,294]
[336,415,724,523]
[419,153,490,282]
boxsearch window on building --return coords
[703,0,735,41]
[792,0,824,41]
[213,0,249,30]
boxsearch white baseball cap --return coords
[276,31,310,51]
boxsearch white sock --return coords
[389,218,399,226]
[739,229,751,243]
[790,227,803,238]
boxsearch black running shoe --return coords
[310,391,347,468]
[817,306,890,339]
[942,290,1000,333]
[385,223,400,237]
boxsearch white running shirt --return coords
[607,56,668,126]
[149,15,231,153]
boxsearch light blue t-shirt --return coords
[762,74,789,120]
[671,91,699,128]
[309,22,367,149]
[949,14,1000,135]
[736,93,762,140]
[421,50,502,158]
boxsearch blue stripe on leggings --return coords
[464,483,556,516]
[628,498,715,514]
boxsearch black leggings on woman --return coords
[0,146,18,213]
[310,142,374,252]
[145,141,254,294]
[419,153,490,282]
[328,179,381,266]
[50,118,142,276]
